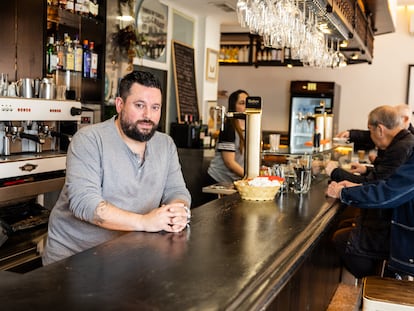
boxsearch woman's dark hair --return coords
[228,89,248,112]
[118,71,162,101]
[228,89,248,153]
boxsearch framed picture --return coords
[206,48,219,81]
[407,64,414,111]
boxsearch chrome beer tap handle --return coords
[214,106,226,131]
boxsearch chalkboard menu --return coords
[172,40,199,123]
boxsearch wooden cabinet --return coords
[219,33,253,66]
[220,32,303,68]
[0,0,45,81]
[219,33,302,67]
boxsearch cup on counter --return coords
[357,150,366,162]
[272,163,294,193]
[19,78,34,98]
[293,167,312,194]
[7,82,17,97]
[269,134,280,151]
[292,154,312,194]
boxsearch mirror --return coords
[135,0,168,62]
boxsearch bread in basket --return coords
[234,176,284,201]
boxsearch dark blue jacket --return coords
[340,150,414,276]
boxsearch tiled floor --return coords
[326,269,362,311]
[326,283,362,311]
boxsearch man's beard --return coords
[119,111,157,142]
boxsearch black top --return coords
[348,123,414,151]
[331,129,414,183]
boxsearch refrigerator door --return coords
[289,96,333,153]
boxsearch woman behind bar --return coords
[206,89,248,184]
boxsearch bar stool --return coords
[362,276,414,310]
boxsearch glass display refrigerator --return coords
[289,81,341,153]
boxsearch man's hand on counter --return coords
[326,180,360,199]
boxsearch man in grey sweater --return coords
[43,71,191,265]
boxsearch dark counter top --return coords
[0,176,340,310]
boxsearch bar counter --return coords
[0,176,342,310]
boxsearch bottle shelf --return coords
[47,5,104,27]
[219,32,307,68]
[45,2,106,104]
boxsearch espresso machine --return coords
[0,97,81,272]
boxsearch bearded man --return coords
[43,71,191,265]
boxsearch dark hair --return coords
[118,71,162,101]
[228,89,248,153]
[228,89,248,112]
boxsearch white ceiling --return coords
[168,0,240,25]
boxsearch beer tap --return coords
[218,98,262,179]
[214,105,227,131]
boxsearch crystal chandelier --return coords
[236,0,348,68]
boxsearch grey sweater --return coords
[43,116,191,265]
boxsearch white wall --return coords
[160,1,221,123]
[200,16,221,122]
[218,6,414,133]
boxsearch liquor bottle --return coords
[75,0,83,15]
[75,0,89,17]
[82,0,90,16]
[66,0,75,13]
[59,0,68,9]
[89,41,98,79]
[74,35,83,72]
[46,36,58,74]
[89,0,99,18]
[82,39,91,78]
[65,36,75,71]
[56,37,65,70]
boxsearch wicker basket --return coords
[234,180,281,201]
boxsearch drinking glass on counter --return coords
[293,166,312,194]
[269,134,280,151]
[357,150,366,162]
[272,163,292,193]
[271,154,312,194]
[292,154,312,194]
